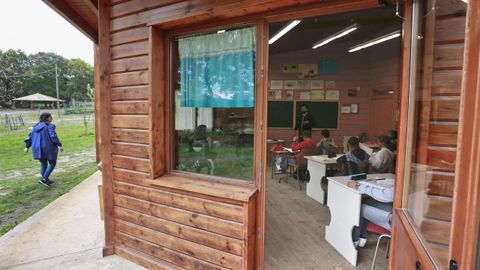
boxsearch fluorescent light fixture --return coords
[312,23,359,49]
[217,29,226,34]
[348,30,401,52]
[269,20,302,45]
[461,0,467,3]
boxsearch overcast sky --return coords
[0,0,94,65]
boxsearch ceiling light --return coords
[312,23,359,49]
[348,30,401,52]
[269,20,302,45]
[217,30,226,34]
[461,0,467,3]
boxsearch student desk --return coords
[304,155,338,204]
[325,173,395,266]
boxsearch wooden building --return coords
[43,0,480,269]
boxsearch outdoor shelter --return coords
[12,93,64,109]
[42,1,480,270]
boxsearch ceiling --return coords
[268,7,403,55]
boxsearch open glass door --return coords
[392,0,468,269]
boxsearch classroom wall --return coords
[267,40,401,148]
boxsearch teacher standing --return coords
[295,105,314,137]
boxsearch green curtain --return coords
[178,27,256,108]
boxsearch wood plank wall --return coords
[415,0,467,267]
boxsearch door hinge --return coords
[257,226,262,240]
[449,260,457,270]
[261,65,264,78]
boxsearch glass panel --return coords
[171,26,256,181]
[403,0,468,268]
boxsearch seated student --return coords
[387,129,398,153]
[368,135,395,173]
[336,136,370,175]
[347,179,394,247]
[289,134,316,182]
[316,129,335,155]
[291,134,316,152]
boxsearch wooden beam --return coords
[450,0,480,268]
[42,0,98,43]
[84,0,99,17]
[148,26,166,178]
[97,0,114,256]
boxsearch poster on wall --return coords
[284,80,299,90]
[283,64,298,73]
[310,80,324,89]
[297,80,311,89]
[297,64,318,79]
[348,88,358,96]
[300,92,311,100]
[351,103,358,113]
[319,59,340,75]
[275,90,282,100]
[270,80,284,90]
[285,91,294,100]
[341,105,351,114]
[268,91,275,100]
[311,90,325,100]
[326,90,340,100]
[326,80,337,89]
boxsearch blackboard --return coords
[295,101,339,129]
[267,101,294,128]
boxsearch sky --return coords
[0,0,94,65]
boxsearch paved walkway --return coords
[0,171,145,270]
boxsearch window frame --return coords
[156,21,266,187]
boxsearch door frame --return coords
[390,0,480,269]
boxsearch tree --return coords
[0,50,29,107]
[23,52,68,99]
[64,58,94,101]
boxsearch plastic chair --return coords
[366,223,391,270]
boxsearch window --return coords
[171,26,256,181]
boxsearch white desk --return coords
[325,173,395,266]
[305,155,338,204]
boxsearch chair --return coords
[367,222,391,270]
[286,148,317,190]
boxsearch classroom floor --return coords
[265,169,389,270]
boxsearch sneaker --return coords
[38,178,50,187]
[358,237,367,248]
[46,179,55,185]
[354,237,367,248]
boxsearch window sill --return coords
[146,173,258,202]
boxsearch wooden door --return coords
[391,0,480,269]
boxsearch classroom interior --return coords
[265,7,402,269]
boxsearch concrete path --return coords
[0,171,145,270]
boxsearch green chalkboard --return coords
[267,101,294,128]
[295,101,338,129]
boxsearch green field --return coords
[0,111,97,236]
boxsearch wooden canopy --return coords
[13,93,64,102]
[42,0,98,43]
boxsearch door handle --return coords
[416,261,421,270]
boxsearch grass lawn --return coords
[0,111,97,236]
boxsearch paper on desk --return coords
[359,143,374,155]
[376,178,395,187]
